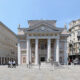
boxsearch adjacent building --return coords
[18,20,68,65]
[0,22,17,65]
[68,19,80,60]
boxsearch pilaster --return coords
[64,41,68,65]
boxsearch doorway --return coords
[40,57,45,62]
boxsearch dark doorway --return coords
[40,57,45,62]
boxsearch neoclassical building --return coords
[0,22,17,65]
[18,20,68,65]
[68,19,80,59]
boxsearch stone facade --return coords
[18,20,68,65]
[68,19,80,56]
[0,22,17,65]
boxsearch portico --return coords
[25,33,60,65]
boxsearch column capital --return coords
[35,37,39,40]
[26,38,30,40]
[48,38,51,40]
[56,38,60,40]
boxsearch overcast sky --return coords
[0,0,80,33]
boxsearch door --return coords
[40,57,45,62]
[21,56,26,64]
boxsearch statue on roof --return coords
[64,23,67,30]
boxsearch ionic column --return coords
[18,41,21,65]
[35,39,39,65]
[64,41,68,65]
[56,39,59,62]
[47,38,51,62]
[26,39,30,64]
[29,44,32,63]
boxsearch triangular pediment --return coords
[27,22,63,32]
[29,24,58,32]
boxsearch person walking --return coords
[39,60,41,70]
[8,60,11,68]
[50,57,54,71]
[12,60,16,68]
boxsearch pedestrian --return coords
[12,60,16,68]
[29,61,31,69]
[39,60,41,70]
[50,57,53,66]
[11,60,13,68]
[8,60,11,68]
[68,58,71,65]
[50,57,54,71]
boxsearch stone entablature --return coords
[69,19,80,30]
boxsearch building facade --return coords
[68,19,80,59]
[18,20,68,65]
[0,22,17,65]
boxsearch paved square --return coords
[0,66,80,80]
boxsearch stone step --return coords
[18,62,61,69]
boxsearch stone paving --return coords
[0,65,80,80]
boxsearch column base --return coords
[35,63,39,66]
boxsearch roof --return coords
[26,21,63,31]
[28,20,56,27]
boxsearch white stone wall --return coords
[68,19,80,55]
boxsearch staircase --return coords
[33,62,61,69]
[39,62,50,68]
[19,62,62,69]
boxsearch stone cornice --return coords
[69,23,80,31]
